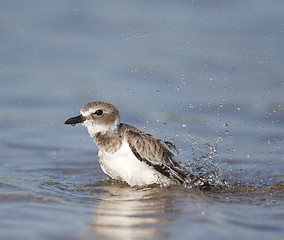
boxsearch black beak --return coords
[64,114,85,125]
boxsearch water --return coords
[0,0,283,239]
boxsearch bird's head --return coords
[65,101,120,137]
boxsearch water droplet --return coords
[71,123,76,126]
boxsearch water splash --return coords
[179,136,228,189]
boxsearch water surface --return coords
[0,1,283,240]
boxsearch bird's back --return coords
[119,123,188,184]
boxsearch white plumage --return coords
[65,101,191,187]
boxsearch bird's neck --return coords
[84,119,119,138]
[93,127,122,153]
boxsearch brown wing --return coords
[121,124,187,183]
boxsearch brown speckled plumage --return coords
[93,122,187,184]
[65,101,213,187]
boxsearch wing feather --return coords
[121,124,187,183]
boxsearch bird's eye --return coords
[94,109,103,116]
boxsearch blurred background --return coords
[0,1,283,240]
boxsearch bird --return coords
[65,101,209,187]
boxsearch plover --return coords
[65,101,206,187]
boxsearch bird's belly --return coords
[98,141,170,187]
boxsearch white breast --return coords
[97,140,170,187]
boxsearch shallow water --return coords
[0,1,284,239]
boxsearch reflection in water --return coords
[91,184,185,240]
[89,177,284,240]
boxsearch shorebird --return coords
[65,101,206,187]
